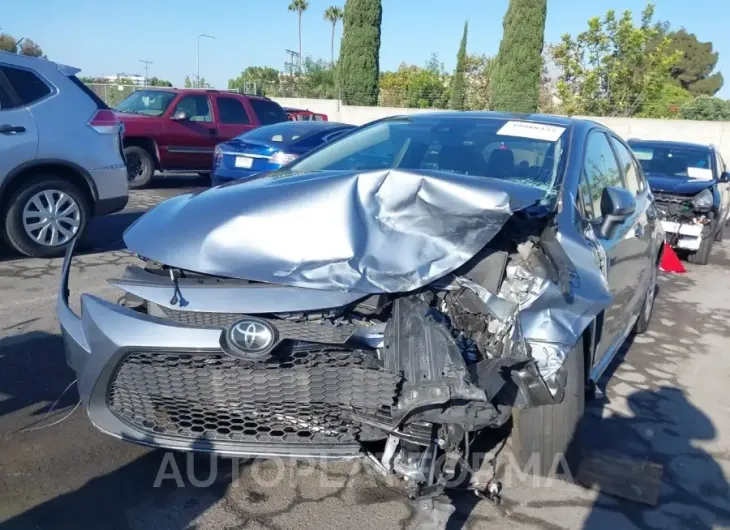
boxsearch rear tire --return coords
[124,146,154,189]
[509,340,585,477]
[3,175,90,258]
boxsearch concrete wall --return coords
[270,97,730,161]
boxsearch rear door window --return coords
[581,131,624,221]
[249,99,288,125]
[0,66,51,107]
[216,96,251,124]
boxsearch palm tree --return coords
[323,6,344,67]
[288,0,310,73]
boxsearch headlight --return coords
[692,188,713,212]
[271,152,299,166]
[527,341,567,379]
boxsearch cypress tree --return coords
[449,22,469,110]
[491,0,547,113]
[338,0,382,106]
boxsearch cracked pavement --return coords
[1,179,729,529]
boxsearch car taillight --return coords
[271,152,299,166]
[213,145,222,167]
[88,109,120,134]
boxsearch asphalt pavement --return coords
[1,177,729,529]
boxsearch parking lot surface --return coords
[1,180,729,529]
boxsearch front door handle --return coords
[635,225,645,238]
[0,124,26,135]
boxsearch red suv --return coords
[115,89,288,188]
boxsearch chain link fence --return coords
[85,84,244,108]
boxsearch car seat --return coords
[487,148,515,178]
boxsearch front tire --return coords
[688,232,713,265]
[124,146,155,189]
[3,176,90,258]
[634,264,657,335]
[509,339,585,477]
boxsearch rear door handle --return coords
[0,124,26,135]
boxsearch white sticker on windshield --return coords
[688,167,713,180]
[496,121,566,142]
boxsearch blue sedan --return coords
[212,121,354,185]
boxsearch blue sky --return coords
[3,0,729,97]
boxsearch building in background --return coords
[103,73,146,86]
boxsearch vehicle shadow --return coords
[0,444,243,530]
[0,331,77,419]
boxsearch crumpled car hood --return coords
[124,169,546,293]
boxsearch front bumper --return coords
[57,241,376,460]
[660,220,704,251]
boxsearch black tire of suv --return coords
[124,146,154,189]
[509,339,585,478]
[3,176,90,258]
[688,233,713,265]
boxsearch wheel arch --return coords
[123,137,159,169]
[0,160,97,216]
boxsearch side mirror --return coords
[171,109,191,121]
[599,186,636,239]
[719,171,730,183]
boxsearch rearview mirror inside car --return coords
[600,186,636,239]
[171,109,191,121]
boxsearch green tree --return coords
[654,29,723,96]
[552,3,682,117]
[0,33,45,58]
[228,66,280,95]
[380,55,450,109]
[638,82,692,118]
[679,96,730,121]
[448,22,468,110]
[278,57,338,99]
[323,6,344,67]
[148,77,173,87]
[288,0,310,72]
[184,75,210,88]
[464,54,493,110]
[491,0,547,113]
[339,0,382,106]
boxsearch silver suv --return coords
[0,52,128,257]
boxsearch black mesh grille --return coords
[653,192,692,206]
[107,347,401,444]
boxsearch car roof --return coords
[401,110,580,127]
[0,50,80,76]
[627,138,714,151]
[134,87,273,101]
[259,121,351,130]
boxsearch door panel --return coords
[0,106,38,180]
[579,131,640,366]
[162,95,218,170]
[214,95,256,142]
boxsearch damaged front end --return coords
[58,168,611,497]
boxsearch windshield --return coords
[115,90,176,116]
[630,143,715,180]
[287,117,567,191]
[240,123,324,143]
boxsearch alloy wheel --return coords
[22,189,81,247]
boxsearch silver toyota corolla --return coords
[58,113,663,506]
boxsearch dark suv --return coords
[115,89,288,188]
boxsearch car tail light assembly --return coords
[88,109,120,134]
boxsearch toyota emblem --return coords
[226,318,277,360]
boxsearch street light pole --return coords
[139,59,153,86]
[197,34,215,87]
